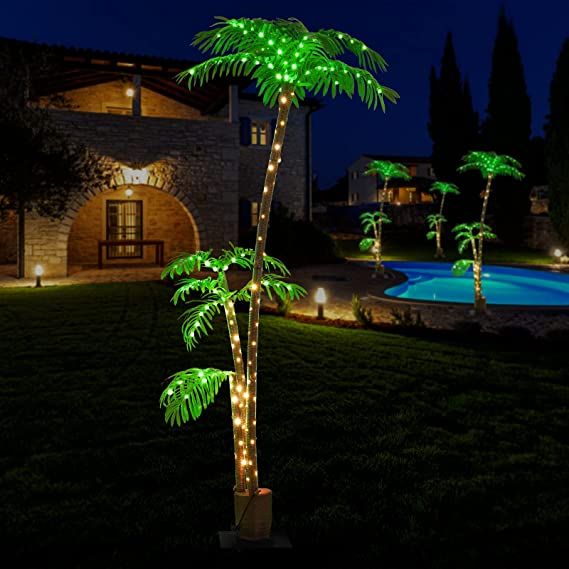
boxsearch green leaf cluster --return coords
[359,211,391,234]
[429,181,460,196]
[160,368,232,425]
[457,151,524,180]
[177,17,399,109]
[364,160,411,182]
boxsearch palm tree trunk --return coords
[435,225,443,258]
[375,179,388,276]
[245,88,293,494]
[436,194,446,258]
[475,176,493,313]
[221,275,247,493]
[17,196,25,279]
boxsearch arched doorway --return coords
[67,185,199,273]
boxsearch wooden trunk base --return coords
[234,488,272,541]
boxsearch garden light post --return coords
[34,264,43,288]
[315,287,327,319]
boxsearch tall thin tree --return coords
[482,6,531,244]
[545,39,569,246]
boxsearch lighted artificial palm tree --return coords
[454,151,524,312]
[359,161,410,275]
[163,16,399,539]
[426,181,460,258]
[160,245,305,536]
[452,222,497,302]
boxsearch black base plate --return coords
[218,531,292,550]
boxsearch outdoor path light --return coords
[315,287,327,319]
[34,264,44,288]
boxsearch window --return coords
[251,121,269,145]
[351,192,359,203]
[106,200,143,258]
[351,171,359,180]
[251,201,260,226]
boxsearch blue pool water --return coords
[383,261,569,306]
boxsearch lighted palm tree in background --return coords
[453,151,524,312]
[359,160,410,275]
[426,181,460,258]
[165,16,399,539]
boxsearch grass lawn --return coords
[335,237,553,265]
[1,282,568,567]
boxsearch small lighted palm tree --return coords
[454,151,524,312]
[426,181,460,258]
[452,223,497,302]
[359,160,410,275]
[166,16,398,539]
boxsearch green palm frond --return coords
[177,16,398,110]
[161,251,212,279]
[359,237,375,251]
[426,231,437,241]
[426,213,446,228]
[429,181,460,195]
[359,210,390,233]
[452,259,474,277]
[364,160,411,182]
[160,368,232,425]
[452,221,496,254]
[457,151,524,180]
[180,296,223,350]
[260,274,307,301]
[172,276,222,305]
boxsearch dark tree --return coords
[0,43,114,278]
[428,33,479,224]
[545,39,569,246]
[482,7,531,244]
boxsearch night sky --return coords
[1,0,567,186]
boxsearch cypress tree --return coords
[483,6,531,244]
[428,33,479,224]
[545,39,569,246]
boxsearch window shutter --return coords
[239,117,251,146]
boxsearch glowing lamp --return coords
[315,287,327,319]
[125,87,135,97]
[34,264,44,288]
[554,248,563,259]
[125,187,133,198]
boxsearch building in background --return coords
[0,37,318,277]
[347,154,435,206]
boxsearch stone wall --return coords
[23,109,239,277]
[0,211,17,263]
[219,98,309,220]
[41,80,204,120]
[68,185,197,269]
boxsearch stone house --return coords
[0,38,319,277]
[347,154,435,206]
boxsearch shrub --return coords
[275,295,292,317]
[390,306,425,328]
[545,328,569,345]
[352,294,373,327]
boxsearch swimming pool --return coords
[383,261,569,306]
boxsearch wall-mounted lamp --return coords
[554,248,563,260]
[125,187,133,198]
[125,87,135,97]
[315,287,327,319]
[122,167,149,185]
[35,264,44,288]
